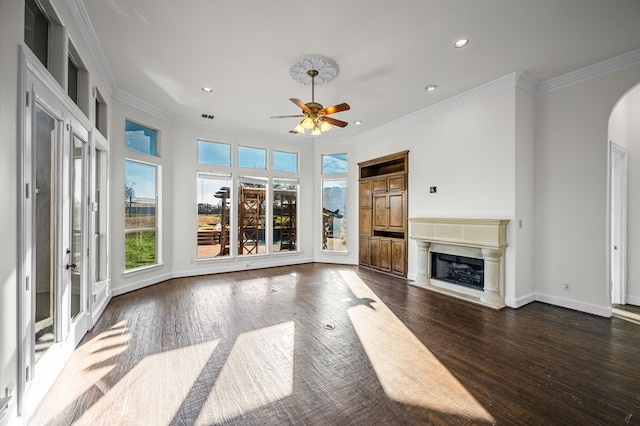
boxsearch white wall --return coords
[0,0,23,423]
[356,87,519,304]
[513,87,537,306]
[535,64,640,316]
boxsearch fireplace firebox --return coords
[431,252,484,291]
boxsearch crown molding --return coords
[357,72,528,142]
[67,0,117,94]
[537,48,640,95]
[69,0,640,145]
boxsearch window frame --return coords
[321,178,348,253]
[322,153,348,174]
[196,171,233,260]
[125,119,159,157]
[272,178,299,254]
[198,139,231,166]
[238,145,267,170]
[273,150,298,173]
[124,158,161,272]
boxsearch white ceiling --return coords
[78,0,640,140]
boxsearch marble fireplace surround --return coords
[408,218,510,310]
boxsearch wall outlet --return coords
[563,282,571,291]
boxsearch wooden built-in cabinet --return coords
[358,151,408,277]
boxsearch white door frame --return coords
[18,47,92,419]
[610,142,628,305]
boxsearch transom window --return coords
[238,146,266,169]
[322,153,348,174]
[125,120,158,156]
[198,140,231,166]
[273,150,298,173]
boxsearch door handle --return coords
[66,263,77,270]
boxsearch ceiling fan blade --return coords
[320,103,350,115]
[271,115,305,119]
[290,98,311,113]
[324,116,349,128]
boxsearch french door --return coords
[20,57,90,417]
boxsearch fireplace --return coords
[431,252,484,290]
[408,218,509,309]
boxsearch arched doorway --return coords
[608,83,640,308]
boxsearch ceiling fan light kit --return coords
[271,55,350,136]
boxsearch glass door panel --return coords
[70,134,84,320]
[34,103,57,363]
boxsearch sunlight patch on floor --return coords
[38,321,131,423]
[196,321,295,425]
[341,270,495,423]
[75,339,220,425]
[612,307,640,325]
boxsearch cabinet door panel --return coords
[370,237,380,268]
[359,237,370,266]
[379,239,392,272]
[359,209,372,235]
[372,178,387,192]
[359,180,372,208]
[391,240,406,276]
[373,195,388,228]
[388,193,405,229]
[388,175,405,191]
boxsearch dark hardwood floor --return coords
[30,264,640,425]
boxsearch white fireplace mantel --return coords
[408,217,510,309]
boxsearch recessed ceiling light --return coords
[354,120,362,125]
[202,87,213,93]
[453,39,469,48]
[425,85,437,92]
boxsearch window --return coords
[95,88,108,137]
[273,150,298,173]
[125,120,157,156]
[25,0,49,67]
[198,140,231,166]
[124,160,158,270]
[238,146,266,169]
[238,177,267,255]
[322,153,348,174]
[197,173,231,259]
[322,179,347,251]
[273,180,298,253]
[68,56,79,104]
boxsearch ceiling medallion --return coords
[289,55,339,86]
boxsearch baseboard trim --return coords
[535,293,612,317]
[506,292,536,308]
[625,295,640,306]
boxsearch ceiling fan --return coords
[271,69,350,135]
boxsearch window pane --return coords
[125,231,156,270]
[197,173,231,259]
[25,0,49,67]
[238,146,266,169]
[125,120,157,156]
[322,180,347,251]
[322,153,348,174]
[273,151,298,173]
[125,160,157,269]
[238,178,267,255]
[273,181,298,253]
[68,56,79,104]
[198,140,231,166]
